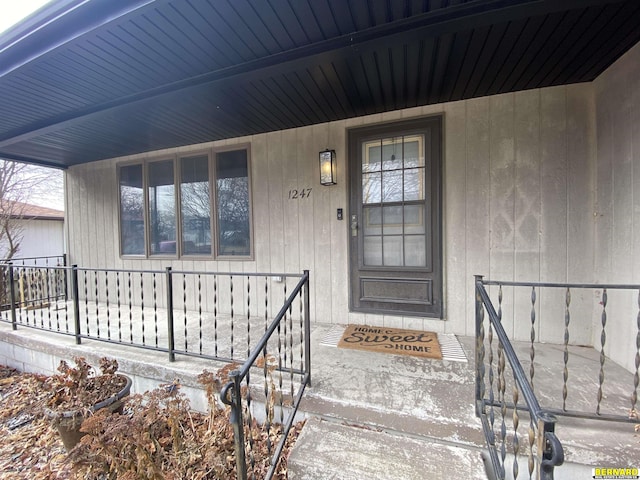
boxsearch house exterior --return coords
[0,201,65,260]
[0,0,639,373]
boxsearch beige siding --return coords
[593,41,640,372]
[66,83,597,341]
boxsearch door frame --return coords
[347,115,443,318]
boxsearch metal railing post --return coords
[303,270,311,386]
[229,371,247,480]
[62,253,69,300]
[475,275,485,416]
[71,265,81,344]
[166,267,175,362]
[538,413,564,480]
[8,263,17,330]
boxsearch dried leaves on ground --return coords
[0,363,303,479]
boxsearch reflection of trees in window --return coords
[216,150,250,256]
[361,135,427,267]
[119,164,144,255]
[362,136,424,204]
[181,155,211,255]
[148,160,176,255]
[118,147,251,258]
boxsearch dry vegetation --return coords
[0,362,302,479]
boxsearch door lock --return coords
[351,214,358,237]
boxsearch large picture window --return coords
[118,147,251,258]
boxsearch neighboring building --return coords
[0,0,639,372]
[0,201,64,260]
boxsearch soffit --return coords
[0,0,638,167]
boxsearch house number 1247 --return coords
[288,188,312,199]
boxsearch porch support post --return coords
[475,274,485,417]
[71,265,81,344]
[165,267,175,362]
[8,263,17,330]
[303,269,311,386]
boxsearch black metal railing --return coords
[221,270,311,480]
[1,262,312,479]
[0,255,67,314]
[475,276,640,480]
[0,263,310,372]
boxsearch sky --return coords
[0,0,64,210]
[0,0,52,34]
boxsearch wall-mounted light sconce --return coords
[319,149,336,186]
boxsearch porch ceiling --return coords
[0,0,639,168]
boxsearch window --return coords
[118,147,251,258]
[119,164,145,255]
[148,160,177,255]
[216,150,250,257]
[181,155,211,255]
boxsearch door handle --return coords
[351,214,358,237]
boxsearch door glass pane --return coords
[362,141,382,172]
[216,149,250,256]
[363,236,382,265]
[383,236,403,266]
[362,172,381,203]
[382,206,403,234]
[403,136,424,168]
[381,137,403,171]
[119,164,145,255]
[148,160,176,255]
[404,168,424,201]
[405,235,426,266]
[404,205,425,234]
[363,207,382,235]
[382,170,403,202]
[180,155,211,255]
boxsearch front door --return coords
[349,116,442,317]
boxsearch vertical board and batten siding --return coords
[593,41,640,372]
[65,83,596,344]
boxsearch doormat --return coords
[337,325,442,360]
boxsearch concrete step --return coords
[288,417,487,480]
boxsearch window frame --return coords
[117,145,253,260]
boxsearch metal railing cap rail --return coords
[170,269,304,278]
[480,278,640,290]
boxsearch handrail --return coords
[483,279,640,290]
[476,281,545,422]
[475,277,565,480]
[221,270,311,480]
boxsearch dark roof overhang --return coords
[0,0,639,168]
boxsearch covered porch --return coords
[0,260,638,478]
[1,293,637,479]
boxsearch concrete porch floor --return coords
[0,320,638,479]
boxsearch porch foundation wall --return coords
[0,325,212,412]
